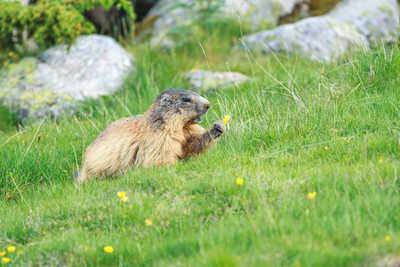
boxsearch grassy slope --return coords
[1,23,400,266]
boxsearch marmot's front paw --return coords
[210,120,225,138]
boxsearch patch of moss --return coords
[0,57,74,120]
[379,5,394,16]
[0,58,37,90]
[260,18,276,30]
[19,89,73,113]
[272,2,283,17]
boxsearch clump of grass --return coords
[0,102,17,132]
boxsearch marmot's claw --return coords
[211,120,225,138]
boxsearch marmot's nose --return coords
[204,102,210,111]
[197,96,210,113]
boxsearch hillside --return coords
[1,21,400,266]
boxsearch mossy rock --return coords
[0,58,75,120]
[0,35,134,121]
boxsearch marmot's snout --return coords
[195,95,210,115]
[155,89,211,123]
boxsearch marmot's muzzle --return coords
[196,96,210,115]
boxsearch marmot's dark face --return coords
[151,89,210,126]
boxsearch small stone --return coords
[185,70,249,91]
[377,255,400,267]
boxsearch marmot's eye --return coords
[182,97,192,103]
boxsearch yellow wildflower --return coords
[0,252,5,257]
[117,191,126,198]
[145,219,153,226]
[1,257,10,264]
[117,191,128,201]
[236,177,244,185]
[6,246,15,253]
[378,157,384,163]
[385,235,391,241]
[306,192,316,200]
[223,115,231,125]
[104,246,114,253]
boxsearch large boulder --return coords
[329,0,399,43]
[146,0,309,48]
[237,0,399,62]
[0,35,134,120]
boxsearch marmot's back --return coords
[77,117,142,181]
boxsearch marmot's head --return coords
[147,89,210,128]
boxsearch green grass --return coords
[1,23,400,266]
[0,102,17,132]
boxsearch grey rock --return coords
[238,17,369,62]
[237,0,399,62]
[330,0,399,43]
[377,255,400,267]
[0,35,134,120]
[147,0,309,48]
[186,69,249,91]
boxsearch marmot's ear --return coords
[159,93,172,103]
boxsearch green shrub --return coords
[0,0,135,52]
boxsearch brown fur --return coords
[76,89,224,182]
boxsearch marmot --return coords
[75,88,225,182]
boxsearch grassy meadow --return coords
[1,22,400,266]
